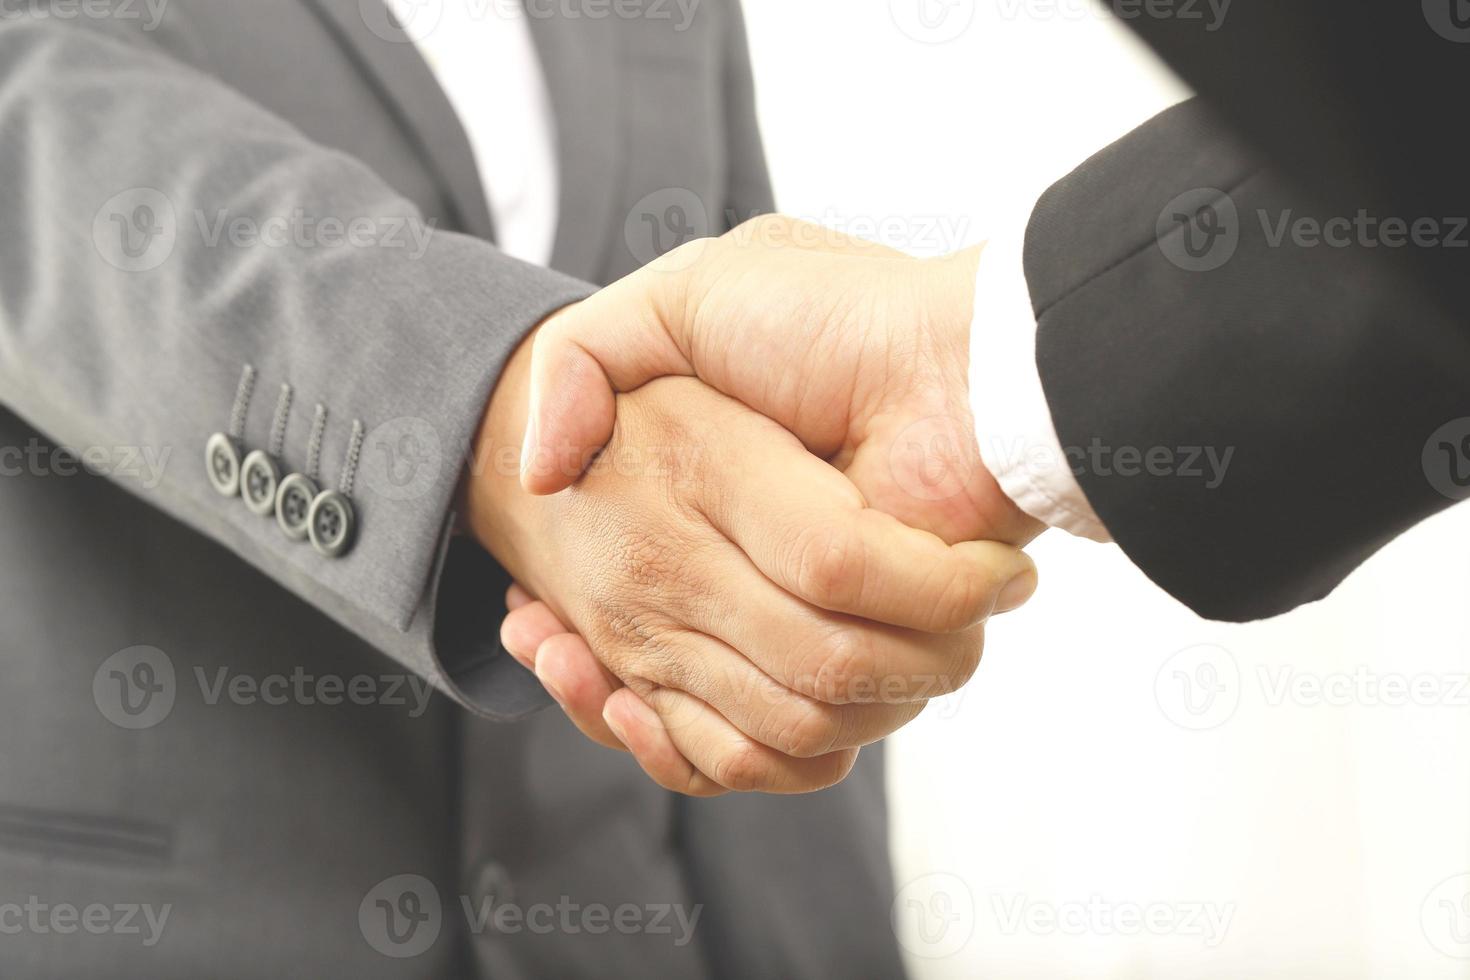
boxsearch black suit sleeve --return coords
[1119,1,1470,320]
[1027,99,1470,622]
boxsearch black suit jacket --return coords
[1027,4,1470,621]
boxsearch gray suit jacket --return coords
[0,1,905,976]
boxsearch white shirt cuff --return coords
[968,222,1112,543]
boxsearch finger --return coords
[602,689,728,798]
[506,583,536,611]
[693,407,1039,633]
[612,626,924,758]
[500,598,572,671]
[520,281,693,496]
[678,547,993,705]
[535,633,627,752]
[638,686,860,795]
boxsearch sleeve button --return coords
[205,433,243,497]
[240,450,282,516]
[308,489,356,558]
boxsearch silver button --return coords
[275,473,318,541]
[205,433,242,497]
[240,450,282,516]
[307,489,356,558]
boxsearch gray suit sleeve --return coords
[0,17,592,716]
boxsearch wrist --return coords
[927,245,1046,546]
[461,320,555,593]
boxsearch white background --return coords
[740,1,1470,977]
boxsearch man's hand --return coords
[466,330,1037,796]
[519,214,1044,547]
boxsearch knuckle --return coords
[767,701,845,759]
[800,628,872,705]
[588,604,675,681]
[793,523,865,612]
[712,741,772,793]
[931,561,1001,632]
[932,630,985,695]
[821,749,862,790]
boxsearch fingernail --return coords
[499,628,532,671]
[995,569,1038,614]
[537,663,568,709]
[622,693,663,732]
[601,701,630,747]
[519,413,539,482]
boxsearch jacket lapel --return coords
[301,0,497,242]
[526,12,626,283]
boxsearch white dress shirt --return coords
[389,0,560,267]
[969,220,1112,542]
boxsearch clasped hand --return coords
[464,216,1043,796]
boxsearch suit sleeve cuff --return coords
[969,223,1113,543]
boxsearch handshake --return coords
[463,216,1044,797]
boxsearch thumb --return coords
[519,286,693,495]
